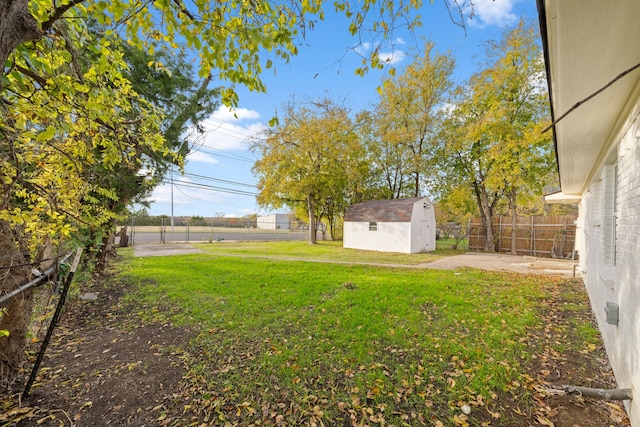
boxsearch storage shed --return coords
[343,197,436,254]
[256,214,290,230]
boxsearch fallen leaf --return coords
[537,415,555,426]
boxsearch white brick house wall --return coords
[538,1,640,423]
[578,118,640,422]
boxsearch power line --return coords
[170,179,256,196]
[182,172,256,188]
[201,115,269,136]
[188,146,256,163]
[164,178,257,197]
[201,127,253,142]
[199,144,258,162]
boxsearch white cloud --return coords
[188,106,266,151]
[467,0,519,28]
[213,107,261,122]
[379,50,406,65]
[186,150,219,165]
[438,101,458,116]
[354,41,406,65]
[354,42,371,56]
[148,180,194,206]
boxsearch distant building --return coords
[343,197,436,254]
[257,214,290,230]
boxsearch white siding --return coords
[344,221,412,253]
[579,117,640,422]
[411,200,436,253]
[343,198,436,254]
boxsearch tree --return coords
[91,42,220,270]
[436,21,554,252]
[0,0,462,379]
[358,109,406,199]
[252,97,368,244]
[0,23,166,370]
[371,42,455,198]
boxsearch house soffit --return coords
[544,0,640,194]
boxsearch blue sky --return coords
[145,0,539,218]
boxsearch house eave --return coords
[538,0,640,193]
[544,191,581,205]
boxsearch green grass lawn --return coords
[195,239,464,263]
[116,245,596,426]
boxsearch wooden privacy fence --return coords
[468,215,578,259]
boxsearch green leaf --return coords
[36,126,56,141]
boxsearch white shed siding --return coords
[412,206,436,253]
[578,118,640,422]
[344,221,412,253]
[343,197,436,254]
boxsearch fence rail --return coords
[468,215,577,259]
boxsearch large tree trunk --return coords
[477,186,495,253]
[307,195,317,244]
[0,0,42,85]
[509,187,517,255]
[472,181,496,252]
[0,221,32,375]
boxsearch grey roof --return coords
[344,197,427,222]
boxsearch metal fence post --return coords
[23,247,83,398]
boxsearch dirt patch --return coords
[2,270,197,426]
[523,279,630,427]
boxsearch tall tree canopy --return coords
[252,97,368,244]
[371,42,455,198]
[435,21,555,252]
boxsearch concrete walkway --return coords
[133,243,577,278]
[419,252,577,277]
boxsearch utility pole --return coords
[170,171,175,231]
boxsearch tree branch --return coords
[15,65,48,86]
[172,0,196,21]
[41,0,87,32]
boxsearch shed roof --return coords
[344,197,427,222]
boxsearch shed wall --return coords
[343,198,436,254]
[344,221,412,253]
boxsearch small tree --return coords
[252,97,368,244]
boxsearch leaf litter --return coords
[0,264,631,427]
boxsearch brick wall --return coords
[579,117,640,422]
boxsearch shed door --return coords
[420,221,433,250]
